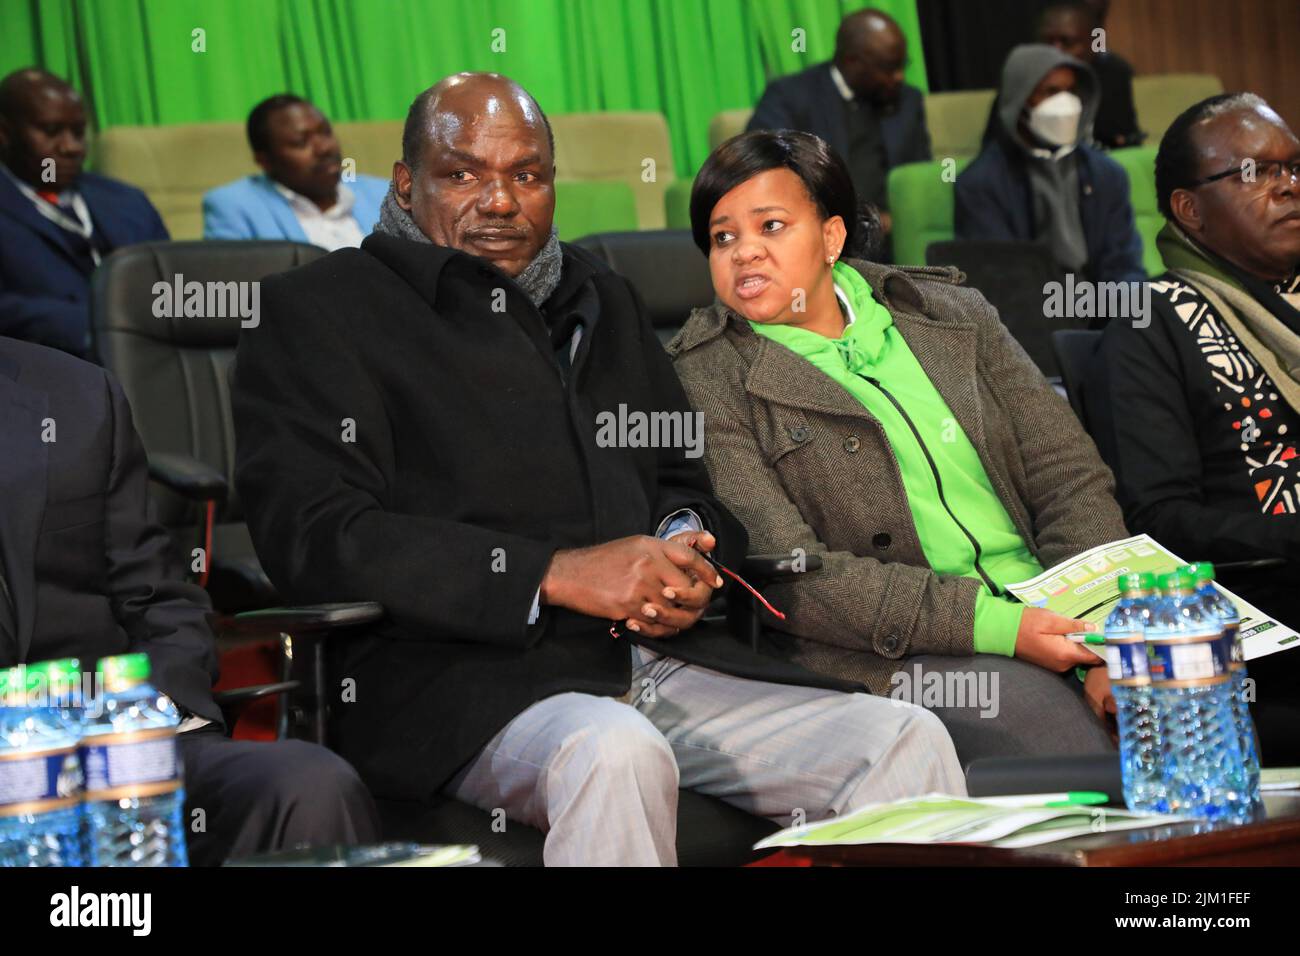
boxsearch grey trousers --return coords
[897,654,1116,767]
[445,644,965,866]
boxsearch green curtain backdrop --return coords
[3,0,926,176]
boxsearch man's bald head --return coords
[393,72,557,277]
[833,8,908,107]
[401,72,553,172]
[0,68,87,190]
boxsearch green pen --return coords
[1065,631,1106,646]
[1043,791,1109,807]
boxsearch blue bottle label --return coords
[1146,629,1230,687]
[0,747,82,818]
[81,727,182,800]
[1105,636,1149,685]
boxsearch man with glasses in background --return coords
[1091,93,1300,764]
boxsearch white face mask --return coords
[1027,90,1082,148]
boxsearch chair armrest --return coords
[213,680,300,706]
[216,601,385,639]
[740,553,823,579]
[149,452,228,504]
[1215,558,1287,574]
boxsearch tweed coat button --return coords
[872,532,891,549]
[882,633,901,653]
[844,435,861,453]
[789,426,810,442]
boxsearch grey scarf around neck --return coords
[373,183,563,307]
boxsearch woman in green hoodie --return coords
[669,130,1129,763]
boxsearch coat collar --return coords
[0,345,49,662]
[0,166,90,272]
[672,258,989,455]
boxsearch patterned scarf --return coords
[373,182,563,307]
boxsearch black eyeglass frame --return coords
[1189,159,1300,188]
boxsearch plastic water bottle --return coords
[1146,570,1247,821]
[1185,562,1262,813]
[82,653,188,866]
[1104,571,1165,813]
[0,659,85,866]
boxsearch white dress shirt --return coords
[273,180,365,251]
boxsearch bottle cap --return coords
[96,653,152,693]
[1117,571,1156,593]
[1156,570,1195,591]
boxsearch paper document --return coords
[1004,534,1298,662]
[754,793,1187,851]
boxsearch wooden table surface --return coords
[785,793,1300,867]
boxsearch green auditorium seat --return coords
[551,111,678,229]
[664,177,693,230]
[709,109,753,150]
[924,89,997,160]
[1108,145,1162,277]
[95,123,253,239]
[1133,73,1224,147]
[887,157,971,267]
[553,180,639,240]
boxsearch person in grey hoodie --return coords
[955,43,1145,285]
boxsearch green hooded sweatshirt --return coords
[749,262,1042,655]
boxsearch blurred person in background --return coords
[0,68,167,358]
[203,94,386,250]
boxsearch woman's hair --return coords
[1155,92,1268,220]
[688,129,882,259]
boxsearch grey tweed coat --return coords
[667,259,1128,695]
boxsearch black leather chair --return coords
[91,240,784,865]
[1051,328,1103,427]
[574,229,714,344]
[91,240,327,613]
[927,239,1073,378]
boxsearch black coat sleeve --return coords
[1090,303,1300,562]
[232,271,558,649]
[102,370,222,724]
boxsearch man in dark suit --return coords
[0,334,379,865]
[0,68,168,358]
[232,72,963,866]
[746,7,931,236]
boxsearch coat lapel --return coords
[0,354,49,663]
[0,171,89,274]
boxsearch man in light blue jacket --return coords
[204,94,387,250]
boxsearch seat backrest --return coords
[888,157,971,266]
[554,180,640,239]
[551,111,676,229]
[1132,73,1224,146]
[1051,329,1104,428]
[709,109,753,150]
[1107,145,1163,277]
[923,89,997,160]
[90,240,327,528]
[574,230,713,343]
[331,119,404,179]
[926,239,1071,377]
[95,123,253,240]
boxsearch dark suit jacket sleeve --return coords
[1091,304,1300,562]
[954,161,1019,242]
[232,273,558,649]
[1093,160,1147,282]
[747,77,802,133]
[101,370,221,723]
[0,271,89,354]
[905,88,933,162]
[629,282,747,569]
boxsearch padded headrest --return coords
[91,240,326,349]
